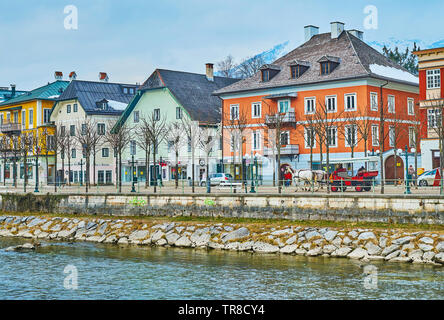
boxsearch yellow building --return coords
[0,79,69,186]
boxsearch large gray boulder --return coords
[348,248,368,259]
[392,236,414,246]
[365,242,382,256]
[419,237,434,245]
[358,232,376,241]
[252,242,279,253]
[129,230,149,242]
[165,233,180,245]
[324,230,338,242]
[221,227,250,243]
[305,230,321,241]
[381,244,400,256]
[418,244,434,252]
[332,247,352,257]
[175,236,192,247]
[280,245,298,254]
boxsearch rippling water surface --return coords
[0,237,442,300]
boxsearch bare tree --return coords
[105,121,131,193]
[143,112,168,193]
[387,112,406,185]
[298,115,317,171]
[51,126,64,192]
[237,55,266,79]
[198,122,219,192]
[0,135,9,186]
[20,131,34,193]
[216,55,238,78]
[75,120,95,192]
[181,116,200,193]
[410,104,423,188]
[426,96,444,194]
[90,122,104,186]
[11,135,21,188]
[136,119,153,188]
[167,121,185,189]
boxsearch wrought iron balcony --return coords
[265,112,296,126]
[264,144,300,156]
[0,121,22,134]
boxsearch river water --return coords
[0,237,442,300]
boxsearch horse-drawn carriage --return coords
[329,168,378,192]
[290,168,378,192]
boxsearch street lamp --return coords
[399,145,415,194]
[78,159,84,186]
[34,159,39,193]
[129,155,137,193]
[249,151,256,193]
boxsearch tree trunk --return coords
[93,150,96,186]
[54,150,57,192]
[24,155,27,193]
[68,156,71,186]
[153,149,157,193]
[175,150,179,189]
[326,143,330,194]
[45,153,49,185]
[145,148,148,188]
[191,148,195,193]
[118,151,122,193]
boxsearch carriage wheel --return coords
[355,186,363,192]
[342,187,347,192]
[331,186,338,192]
[364,187,371,192]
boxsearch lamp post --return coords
[130,154,136,193]
[249,151,256,193]
[399,145,415,195]
[34,159,39,193]
[79,159,84,186]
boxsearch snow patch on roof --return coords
[107,100,128,111]
[47,95,60,99]
[369,64,418,84]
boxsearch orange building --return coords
[414,47,444,173]
[215,22,419,183]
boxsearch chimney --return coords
[330,21,345,39]
[349,29,364,41]
[10,84,16,98]
[69,71,77,81]
[206,63,214,81]
[304,25,319,42]
[54,71,63,80]
[99,72,109,82]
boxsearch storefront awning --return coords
[264,92,297,99]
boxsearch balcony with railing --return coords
[265,112,296,126]
[264,144,300,156]
[0,121,22,134]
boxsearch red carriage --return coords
[329,168,378,192]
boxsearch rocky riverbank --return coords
[0,215,443,266]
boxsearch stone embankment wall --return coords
[0,193,443,225]
[0,215,443,266]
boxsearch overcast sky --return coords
[1,0,443,90]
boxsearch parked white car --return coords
[418,168,440,186]
[200,173,233,186]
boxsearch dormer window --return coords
[318,56,340,75]
[262,70,270,82]
[259,64,281,82]
[96,99,108,110]
[289,60,310,79]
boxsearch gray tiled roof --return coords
[56,80,137,115]
[215,31,418,95]
[139,69,240,123]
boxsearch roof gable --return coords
[215,31,418,95]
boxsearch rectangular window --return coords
[71,148,76,159]
[370,92,378,111]
[427,69,441,89]
[13,111,18,123]
[280,131,290,146]
[252,131,260,150]
[344,93,357,111]
[261,70,269,82]
[134,111,139,123]
[304,97,316,114]
[61,126,66,136]
[98,171,104,184]
[304,128,316,148]
[389,126,395,147]
[97,123,105,135]
[106,171,112,184]
[129,88,135,95]
[73,104,78,112]
[326,96,337,112]
[153,108,160,121]
[409,127,415,148]
[388,95,395,113]
[327,127,337,147]
[130,140,136,155]
[67,105,71,113]
[123,87,128,94]
[428,108,441,128]
[176,107,182,119]
[70,125,75,136]
[251,102,261,118]
[278,100,290,113]
[345,125,358,147]
[320,62,330,75]
[43,109,51,124]
[407,98,414,116]
[102,148,109,157]
[21,111,25,125]
[29,109,33,125]
[230,104,239,120]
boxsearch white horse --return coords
[291,169,327,191]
